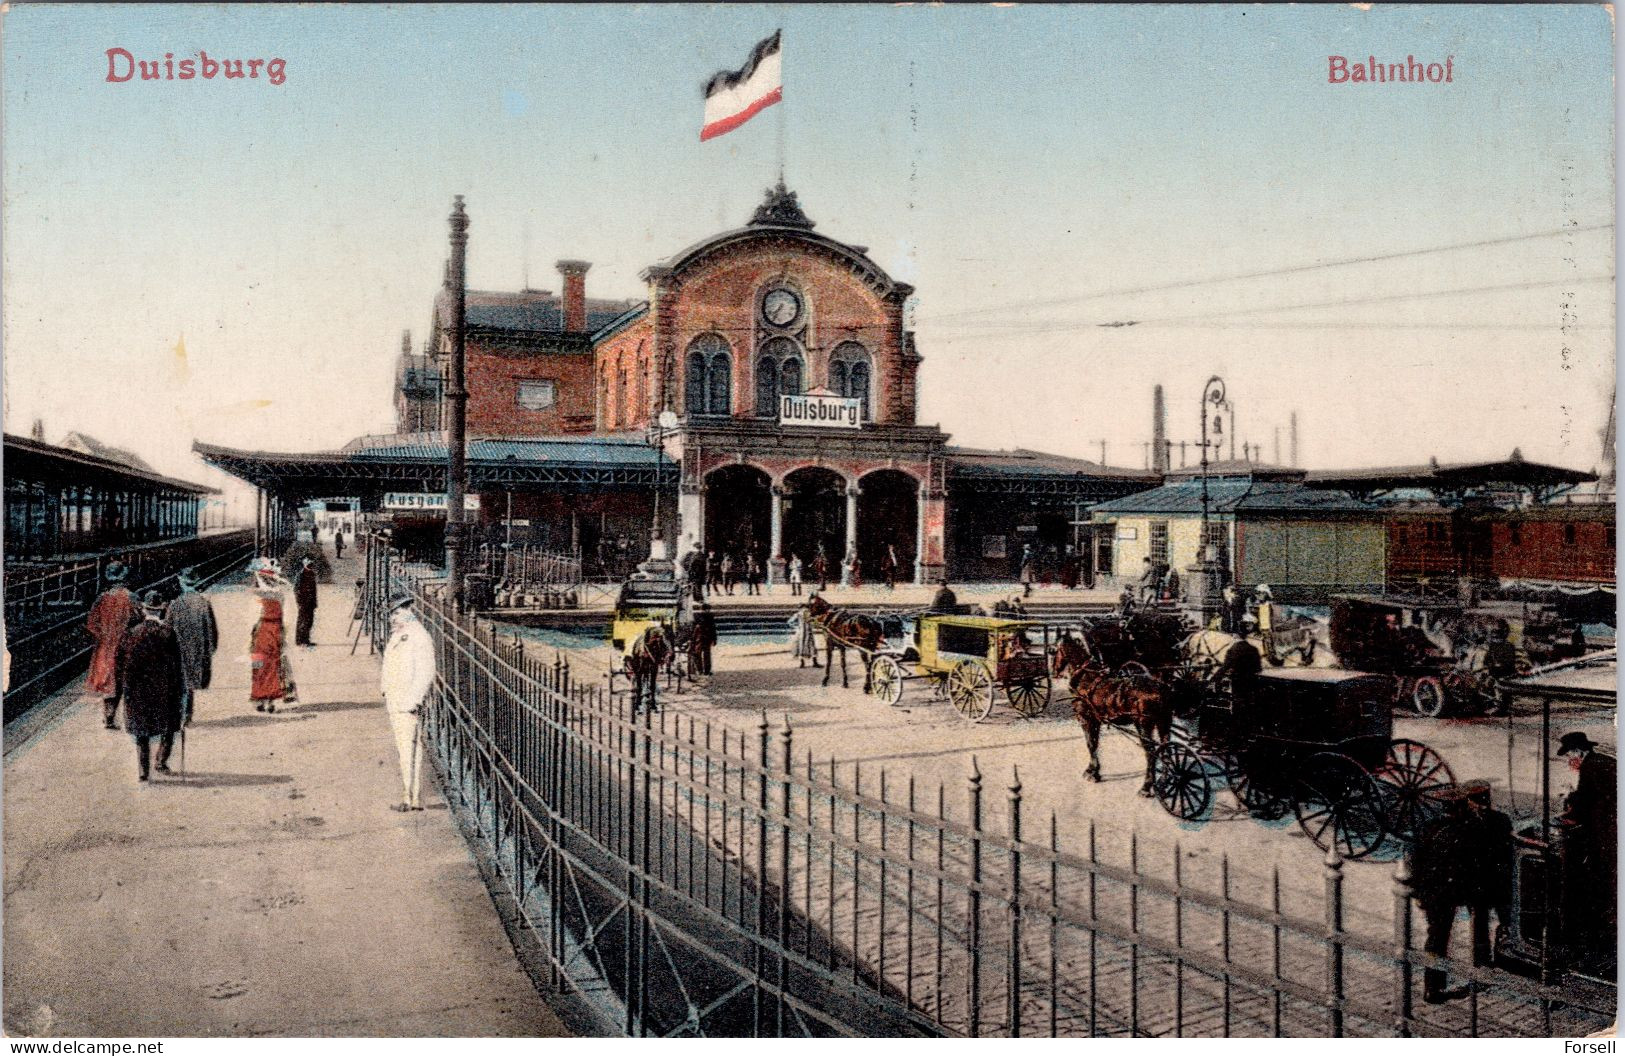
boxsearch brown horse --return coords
[807,595,885,693]
[624,624,672,716]
[1052,631,1174,795]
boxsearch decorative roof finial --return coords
[750,180,815,230]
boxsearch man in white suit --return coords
[380,594,437,811]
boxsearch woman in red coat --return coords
[248,561,296,712]
[87,561,139,727]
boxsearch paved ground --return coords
[3,549,567,1038]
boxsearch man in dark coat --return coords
[112,592,186,782]
[1409,787,1478,1002]
[689,603,718,677]
[294,556,318,647]
[1220,636,1262,702]
[1461,781,1513,968]
[686,549,707,602]
[1557,732,1617,973]
[165,568,218,727]
[930,581,959,615]
[333,529,345,560]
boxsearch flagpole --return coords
[775,27,786,184]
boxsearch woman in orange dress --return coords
[248,561,296,712]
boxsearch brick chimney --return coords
[1152,384,1168,473]
[556,259,591,332]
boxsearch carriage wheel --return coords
[870,655,906,707]
[1411,676,1447,718]
[1005,672,1052,718]
[1151,742,1212,821]
[1294,753,1387,860]
[1374,738,1455,842]
[948,660,995,723]
[1229,757,1292,820]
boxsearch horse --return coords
[806,595,885,693]
[1051,631,1175,795]
[624,624,672,716]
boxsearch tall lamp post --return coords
[647,409,679,565]
[1199,375,1227,625]
[444,195,470,610]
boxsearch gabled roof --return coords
[449,289,643,337]
[1090,479,1377,516]
[1305,453,1597,493]
[8,434,217,494]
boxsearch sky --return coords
[1,4,1616,507]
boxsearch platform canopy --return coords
[1304,450,1597,502]
[194,434,677,501]
[945,446,1158,499]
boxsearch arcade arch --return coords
[780,466,847,573]
[857,469,919,583]
[703,464,771,566]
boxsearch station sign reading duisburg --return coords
[780,393,862,429]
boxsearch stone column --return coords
[677,483,704,565]
[768,485,785,587]
[842,484,859,586]
[915,481,928,585]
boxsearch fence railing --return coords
[365,547,1615,1038]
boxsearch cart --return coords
[1148,667,1457,859]
[869,614,1052,722]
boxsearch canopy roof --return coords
[1305,452,1597,498]
[7,434,217,495]
[194,435,675,499]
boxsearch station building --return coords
[199,184,1157,582]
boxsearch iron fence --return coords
[366,546,1614,1038]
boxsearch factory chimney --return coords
[1151,385,1168,473]
[1290,412,1300,467]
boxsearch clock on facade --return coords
[762,288,801,327]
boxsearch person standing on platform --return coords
[812,547,829,593]
[294,556,318,648]
[845,550,862,590]
[381,594,437,812]
[112,591,186,783]
[788,554,804,597]
[1060,546,1080,590]
[166,567,218,727]
[789,601,819,669]
[1557,731,1617,974]
[249,559,295,713]
[87,561,141,728]
[1020,547,1037,599]
[1408,787,1477,1003]
[882,545,900,590]
[690,602,718,676]
[334,529,345,560]
[721,552,736,596]
[745,552,762,596]
[1463,781,1513,968]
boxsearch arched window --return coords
[686,334,732,416]
[755,356,779,417]
[617,368,629,426]
[758,336,802,415]
[829,341,872,422]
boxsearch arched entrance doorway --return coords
[858,470,920,584]
[704,465,771,565]
[781,467,847,573]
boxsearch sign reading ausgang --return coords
[780,393,862,429]
[383,492,480,512]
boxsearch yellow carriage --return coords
[868,614,1052,722]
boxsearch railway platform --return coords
[3,551,566,1038]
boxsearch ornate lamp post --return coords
[1199,375,1227,625]
[647,409,679,564]
[444,195,470,611]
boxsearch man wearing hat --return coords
[1460,781,1514,969]
[86,560,141,725]
[165,567,219,727]
[380,594,437,811]
[294,556,319,648]
[1558,732,1616,973]
[110,592,186,782]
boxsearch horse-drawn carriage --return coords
[1148,667,1457,858]
[609,568,689,713]
[868,614,1054,722]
